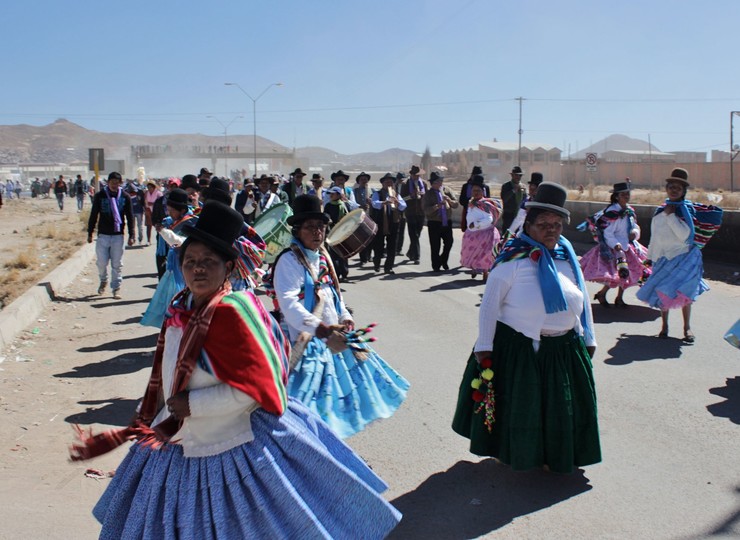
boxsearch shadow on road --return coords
[55,350,153,378]
[77,333,157,353]
[591,304,661,324]
[707,376,740,425]
[65,397,139,427]
[603,333,685,365]
[52,294,99,304]
[389,459,592,540]
[112,315,143,326]
[92,298,151,308]
[125,272,159,280]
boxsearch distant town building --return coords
[441,141,561,183]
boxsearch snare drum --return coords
[326,208,378,259]
[253,203,293,264]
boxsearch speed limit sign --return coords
[585,153,597,172]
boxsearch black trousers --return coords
[373,224,398,272]
[395,217,406,254]
[427,221,454,270]
[405,214,424,261]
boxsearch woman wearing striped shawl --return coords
[636,168,722,342]
[71,201,401,539]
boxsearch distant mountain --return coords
[0,119,419,172]
[569,134,660,159]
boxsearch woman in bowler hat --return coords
[453,183,601,474]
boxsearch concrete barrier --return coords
[0,243,96,351]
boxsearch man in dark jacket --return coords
[87,172,135,299]
[500,165,526,232]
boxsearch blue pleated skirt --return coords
[636,247,709,310]
[93,399,401,540]
[141,250,185,328]
[288,339,410,439]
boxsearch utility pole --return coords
[516,97,524,166]
[731,111,740,193]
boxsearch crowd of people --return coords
[70,163,723,538]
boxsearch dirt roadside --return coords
[0,195,89,309]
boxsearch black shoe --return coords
[442,264,450,270]
[374,266,380,272]
[384,269,395,275]
[413,260,420,265]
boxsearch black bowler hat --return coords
[181,174,199,191]
[199,167,212,177]
[525,182,570,219]
[471,174,485,187]
[396,172,407,180]
[311,173,323,182]
[409,165,421,175]
[471,166,483,176]
[379,173,395,183]
[430,171,444,183]
[287,194,329,226]
[511,166,524,175]
[181,201,244,260]
[291,168,307,177]
[356,172,370,181]
[666,167,690,187]
[609,181,630,193]
[166,188,189,211]
[202,178,232,205]
[529,172,544,186]
[331,170,349,181]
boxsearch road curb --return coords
[0,242,96,351]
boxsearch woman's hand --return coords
[343,320,355,332]
[474,351,492,362]
[166,391,191,420]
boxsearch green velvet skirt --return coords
[452,322,601,473]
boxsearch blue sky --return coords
[2,0,739,156]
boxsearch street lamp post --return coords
[225,82,283,176]
[730,111,740,193]
[207,115,243,177]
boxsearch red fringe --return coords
[68,422,162,462]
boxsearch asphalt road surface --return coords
[0,231,738,539]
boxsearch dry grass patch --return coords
[5,246,39,269]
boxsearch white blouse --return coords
[273,249,352,342]
[602,203,641,249]
[151,326,257,458]
[648,211,692,261]
[475,256,596,352]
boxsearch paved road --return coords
[0,233,738,539]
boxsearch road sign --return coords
[585,152,597,172]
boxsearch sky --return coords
[2,0,739,157]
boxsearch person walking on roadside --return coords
[500,166,526,232]
[399,166,427,264]
[87,172,135,299]
[423,171,459,272]
[126,181,146,244]
[53,175,67,211]
[73,174,88,212]
[371,173,407,275]
[4,179,13,200]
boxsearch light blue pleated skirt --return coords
[288,338,410,439]
[636,247,709,310]
[93,399,401,540]
[141,250,185,328]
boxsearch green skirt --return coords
[452,322,601,473]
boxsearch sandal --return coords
[594,292,609,307]
[683,330,695,343]
[658,329,668,339]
